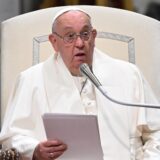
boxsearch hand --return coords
[33,139,67,160]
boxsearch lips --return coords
[74,52,86,63]
[74,52,86,61]
[75,52,85,57]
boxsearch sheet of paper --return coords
[42,113,103,160]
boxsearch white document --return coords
[42,113,103,160]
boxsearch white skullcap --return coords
[52,6,90,24]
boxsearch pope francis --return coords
[0,6,160,160]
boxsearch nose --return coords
[74,35,85,48]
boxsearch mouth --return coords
[74,52,86,60]
[74,53,86,64]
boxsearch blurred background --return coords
[0,0,160,24]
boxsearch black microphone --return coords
[80,63,160,109]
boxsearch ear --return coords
[49,34,59,52]
[92,29,97,47]
[92,29,97,39]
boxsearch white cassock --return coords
[0,48,160,160]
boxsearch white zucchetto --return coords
[52,6,90,25]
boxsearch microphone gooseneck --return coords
[79,63,160,109]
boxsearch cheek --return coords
[91,38,96,47]
[59,47,74,65]
[86,40,95,62]
[56,42,63,52]
[87,40,95,54]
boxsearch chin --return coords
[75,62,83,68]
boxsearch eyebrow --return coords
[63,25,92,32]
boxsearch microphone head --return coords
[79,63,91,77]
[79,63,102,88]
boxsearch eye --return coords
[65,32,75,39]
[81,31,90,37]
[64,32,76,43]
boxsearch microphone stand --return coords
[80,63,160,109]
[98,86,160,109]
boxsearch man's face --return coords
[49,11,97,76]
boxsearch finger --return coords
[48,150,65,159]
[33,144,50,160]
[45,139,64,147]
[35,141,67,159]
[48,144,67,153]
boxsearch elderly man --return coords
[0,7,160,160]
